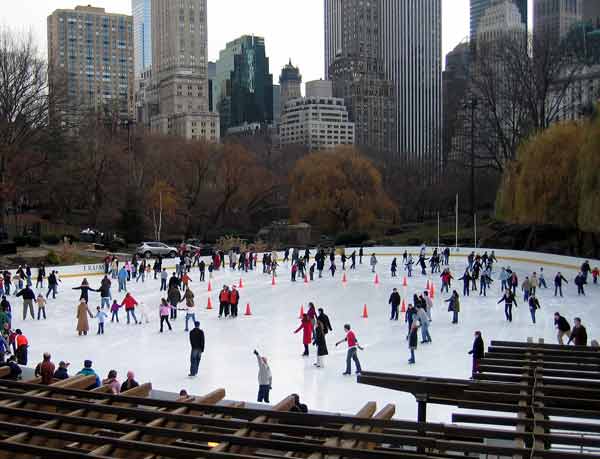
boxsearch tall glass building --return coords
[215,35,273,133]
[132,0,152,77]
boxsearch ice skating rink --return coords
[11,248,598,422]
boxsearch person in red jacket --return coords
[218,286,230,318]
[121,293,139,325]
[294,314,313,357]
[229,286,240,318]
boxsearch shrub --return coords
[46,250,61,265]
[13,236,28,247]
[28,237,41,247]
[42,234,61,245]
[334,231,370,246]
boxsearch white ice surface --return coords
[10,251,598,422]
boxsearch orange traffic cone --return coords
[245,303,252,316]
[342,272,347,283]
[239,278,244,288]
[299,305,305,318]
[362,304,369,318]
[374,274,379,285]
[272,274,276,286]
[207,281,212,292]
[401,299,406,313]
[430,285,435,299]
[403,276,407,287]
[207,297,213,310]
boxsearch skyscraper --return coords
[471,0,528,42]
[47,5,134,118]
[534,0,583,44]
[148,0,219,141]
[132,0,151,78]
[325,0,442,164]
[329,0,396,154]
[477,0,527,44]
[279,60,302,117]
[381,0,442,164]
[215,35,273,133]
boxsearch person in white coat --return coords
[254,350,272,403]
[423,291,433,321]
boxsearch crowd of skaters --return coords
[0,244,597,405]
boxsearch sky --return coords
[2,0,476,87]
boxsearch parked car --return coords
[184,239,214,256]
[137,242,178,259]
[80,228,104,243]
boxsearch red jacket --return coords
[121,295,138,310]
[219,290,230,303]
[295,319,313,345]
[229,290,239,305]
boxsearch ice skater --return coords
[408,321,419,364]
[498,290,517,322]
[468,331,484,377]
[313,320,328,368]
[188,321,204,377]
[159,299,173,333]
[370,254,378,273]
[554,312,571,345]
[110,300,121,322]
[388,288,401,321]
[121,293,139,325]
[76,299,93,336]
[36,293,47,320]
[335,324,363,376]
[294,314,313,357]
[254,350,272,403]
[96,307,107,335]
[528,295,540,324]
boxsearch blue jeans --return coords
[111,310,119,322]
[101,297,111,309]
[530,308,536,324]
[46,285,57,299]
[126,309,138,324]
[190,348,202,376]
[345,348,362,374]
[118,279,126,292]
[421,322,431,342]
[185,313,196,331]
[452,310,459,323]
[409,348,415,363]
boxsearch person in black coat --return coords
[388,288,401,321]
[498,291,518,322]
[408,321,419,364]
[72,279,97,303]
[554,312,571,345]
[459,270,471,296]
[53,361,70,380]
[405,304,417,339]
[189,321,205,377]
[568,318,588,346]
[468,331,485,377]
[574,273,586,296]
[313,320,328,368]
[317,308,332,335]
[554,272,568,297]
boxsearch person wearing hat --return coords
[53,361,70,380]
[76,360,101,388]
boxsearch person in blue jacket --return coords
[76,359,101,388]
[118,267,128,293]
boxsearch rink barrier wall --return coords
[15,247,598,280]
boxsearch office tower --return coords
[477,0,527,44]
[443,42,471,164]
[215,35,273,133]
[471,0,528,42]
[149,0,219,141]
[47,5,134,118]
[325,0,442,164]
[208,61,216,112]
[324,0,343,80]
[273,85,281,124]
[132,0,151,78]
[280,81,354,151]
[381,0,442,164]
[279,60,302,116]
[583,0,600,24]
[329,0,396,154]
[534,0,583,44]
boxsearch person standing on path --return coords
[335,324,363,376]
[189,321,205,377]
[254,350,272,403]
